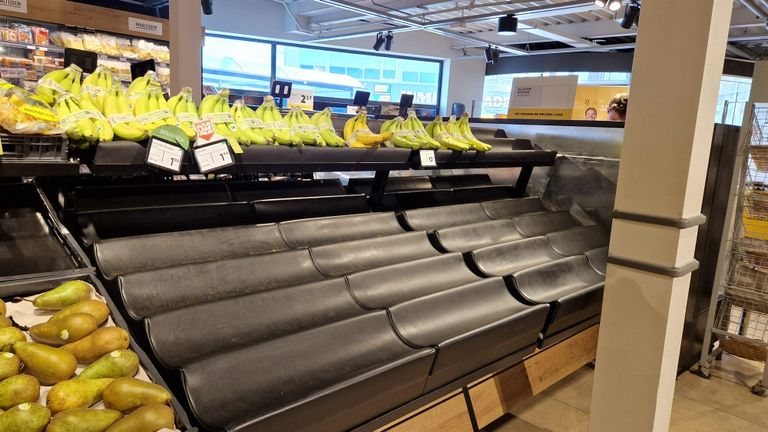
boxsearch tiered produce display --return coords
[0,279,177,431]
[0,64,494,153]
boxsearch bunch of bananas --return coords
[133,85,178,133]
[167,87,199,141]
[54,93,113,145]
[231,99,271,145]
[310,108,346,147]
[343,109,391,148]
[254,96,301,146]
[80,65,113,112]
[285,106,325,146]
[125,71,160,109]
[381,114,441,150]
[456,113,492,152]
[36,64,82,105]
[103,85,148,141]
[426,116,473,151]
[198,88,242,145]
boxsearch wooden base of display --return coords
[377,325,599,432]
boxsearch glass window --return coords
[364,68,380,80]
[347,67,363,78]
[330,66,345,74]
[716,75,752,125]
[402,71,419,82]
[202,34,272,93]
[420,72,436,83]
[383,69,396,79]
[300,65,313,70]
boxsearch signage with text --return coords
[128,17,163,36]
[507,75,578,120]
[0,0,26,14]
[287,89,314,110]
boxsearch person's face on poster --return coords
[585,108,597,121]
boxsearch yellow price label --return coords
[287,89,314,111]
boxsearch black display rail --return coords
[90,140,557,209]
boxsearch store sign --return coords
[193,140,234,174]
[507,75,578,120]
[128,17,163,36]
[0,0,26,14]
[419,150,437,168]
[287,89,314,110]
[145,137,184,173]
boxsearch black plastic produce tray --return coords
[0,132,67,160]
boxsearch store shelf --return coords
[90,141,557,176]
[0,158,81,176]
[0,41,63,53]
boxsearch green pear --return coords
[0,316,11,329]
[0,327,26,351]
[46,378,115,414]
[78,350,139,380]
[29,313,97,346]
[0,374,40,409]
[0,402,50,432]
[104,403,174,432]
[61,327,130,364]
[14,341,77,385]
[47,408,123,432]
[0,352,20,379]
[33,280,92,310]
[51,300,111,326]
[103,377,172,413]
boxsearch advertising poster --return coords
[507,75,579,120]
[571,85,629,121]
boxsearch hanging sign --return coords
[507,75,578,120]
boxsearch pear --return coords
[29,313,97,346]
[103,377,172,413]
[104,403,174,432]
[33,280,92,310]
[14,342,77,385]
[46,378,114,414]
[0,402,50,432]
[51,300,110,326]
[0,327,26,351]
[0,374,40,409]
[47,408,123,432]
[61,327,130,363]
[0,352,20,379]
[78,350,139,380]
[0,316,11,329]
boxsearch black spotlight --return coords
[484,45,494,63]
[201,0,213,15]
[384,31,394,51]
[492,47,501,64]
[373,33,385,51]
[498,14,518,35]
[620,2,640,29]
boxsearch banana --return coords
[345,110,389,147]
[53,95,82,141]
[36,68,69,104]
[232,100,270,145]
[171,87,198,141]
[79,94,114,142]
[312,108,346,147]
[103,85,148,141]
[266,99,301,146]
[428,116,470,151]
[457,113,492,152]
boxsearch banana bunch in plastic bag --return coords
[54,93,113,144]
[36,64,82,105]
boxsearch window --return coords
[202,34,272,93]
[716,75,752,125]
[204,33,442,110]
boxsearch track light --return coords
[498,14,518,35]
[606,0,622,11]
[620,2,640,29]
[373,33,385,51]
[492,47,501,64]
[484,45,494,63]
[384,31,393,51]
[201,0,213,15]
[594,0,606,7]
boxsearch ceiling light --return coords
[484,45,494,63]
[373,33,385,51]
[498,14,518,35]
[201,0,213,15]
[384,31,394,51]
[620,2,640,29]
[607,0,622,12]
[594,0,606,7]
[492,47,501,64]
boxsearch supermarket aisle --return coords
[483,354,768,432]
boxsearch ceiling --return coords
[279,0,768,59]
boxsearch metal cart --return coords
[695,103,768,396]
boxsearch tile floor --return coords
[484,353,768,432]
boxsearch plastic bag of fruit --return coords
[0,79,62,134]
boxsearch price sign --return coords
[288,89,314,110]
[419,150,437,168]
[193,140,234,174]
[145,137,184,173]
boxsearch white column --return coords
[589,1,734,431]
[169,0,203,101]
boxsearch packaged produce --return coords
[231,99,270,145]
[97,32,120,57]
[82,32,102,53]
[0,79,61,134]
[36,63,82,105]
[285,106,325,146]
[54,92,114,143]
[59,31,85,50]
[134,85,178,132]
[103,85,149,141]
[12,23,32,44]
[253,95,301,146]
[167,86,198,140]
[116,36,138,59]
[380,116,425,149]
[33,26,49,46]
[343,109,390,148]
[198,88,241,144]
[310,107,347,147]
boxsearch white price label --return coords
[419,150,437,168]
[287,89,314,110]
[177,112,199,123]
[108,113,136,127]
[146,138,184,173]
[201,112,234,124]
[193,140,234,173]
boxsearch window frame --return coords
[203,31,444,112]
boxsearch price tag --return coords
[287,89,314,110]
[193,140,234,174]
[419,150,437,168]
[145,137,184,173]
